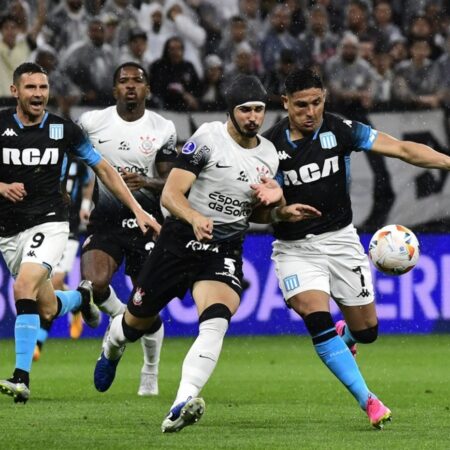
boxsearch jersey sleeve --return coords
[349,120,378,151]
[174,131,212,176]
[155,121,178,164]
[67,121,102,167]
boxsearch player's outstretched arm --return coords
[0,182,27,203]
[250,176,283,206]
[161,168,213,241]
[92,159,161,235]
[371,131,450,170]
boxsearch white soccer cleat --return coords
[138,370,159,396]
[161,397,205,433]
[0,379,30,403]
[77,280,100,328]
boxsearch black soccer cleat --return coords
[77,280,100,328]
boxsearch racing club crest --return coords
[49,124,64,140]
[139,135,156,155]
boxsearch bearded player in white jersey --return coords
[91,75,320,432]
[78,63,178,396]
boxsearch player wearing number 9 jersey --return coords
[0,62,160,403]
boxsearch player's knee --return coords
[351,324,378,344]
[122,315,145,342]
[13,277,36,299]
[144,315,163,334]
[199,303,232,324]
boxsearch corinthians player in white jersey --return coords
[78,63,178,396]
[92,75,319,432]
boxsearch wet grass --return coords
[0,335,449,449]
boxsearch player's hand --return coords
[250,176,283,206]
[191,212,213,242]
[135,209,161,236]
[121,169,147,191]
[275,204,322,222]
[79,209,90,225]
[0,182,27,203]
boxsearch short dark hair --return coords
[0,14,18,29]
[284,69,324,95]
[13,62,48,85]
[113,62,149,85]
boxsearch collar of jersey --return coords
[13,111,49,129]
[284,120,323,148]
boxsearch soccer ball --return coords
[368,224,420,275]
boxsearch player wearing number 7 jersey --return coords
[0,62,160,404]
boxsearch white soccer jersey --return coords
[176,121,279,240]
[78,106,177,228]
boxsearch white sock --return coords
[104,314,128,360]
[98,285,126,317]
[141,322,164,374]
[172,317,228,408]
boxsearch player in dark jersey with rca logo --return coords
[0,63,160,403]
[258,69,450,429]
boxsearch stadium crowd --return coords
[0,0,449,119]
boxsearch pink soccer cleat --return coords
[335,320,357,357]
[366,396,392,429]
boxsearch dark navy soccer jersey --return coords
[263,112,378,240]
[0,108,102,237]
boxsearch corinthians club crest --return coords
[139,135,156,155]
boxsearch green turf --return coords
[0,335,449,449]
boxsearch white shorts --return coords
[272,224,374,307]
[0,221,70,278]
[53,238,80,274]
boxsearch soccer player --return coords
[0,62,160,403]
[92,75,319,432]
[78,62,178,396]
[257,68,450,428]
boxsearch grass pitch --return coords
[0,335,449,449]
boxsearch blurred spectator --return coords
[359,36,376,66]
[101,12,121,60]
[238,0,265,47]
[8,0,32,35]
[189,0,224,55]
[284,0,306,37]
[222,41,259,91]
[204,0,239,21]
[61,18,116,104]
[149,36,201,111]
[263,48,298,109]
[313,0,349,35]
[0,9,45,98]
[297,4,338,70]
[119,28,152,67]
[344,0,376,41]
[435,33,450,112]
[34,45,81,118]
[392,38,442,109]
[407,14,442,60]
[163,0,206,77]
[102,0,139,48]
[138,3,165,65]
[218,16,252,67]
[260,4,299,72]
[372,51,394,108]
[44,0,87,53]
[372,0,404,52]
[199,54,226,111]
[324,32,378,118]
[389,36,409,66]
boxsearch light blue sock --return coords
[37,327,49,345]
[55,290,82,317]
[314,333,372,409]
[342,324,356,347]
[15,314,40,372]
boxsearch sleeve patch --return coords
[182,141,197,154]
